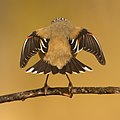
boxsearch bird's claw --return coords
[43,83,50,95]
[68,82,73,98]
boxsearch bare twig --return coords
[0,86,120,104]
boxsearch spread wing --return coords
[20,31,49,68]
[69,28,106,65]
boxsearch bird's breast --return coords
[43,37,72,69]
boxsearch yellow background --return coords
[0,0,120,120]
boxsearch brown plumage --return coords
[20,17,106,97]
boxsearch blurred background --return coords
[0,0,120,120]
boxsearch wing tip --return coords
[20,63,25,68]
[100,59,106,65]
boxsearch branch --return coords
[0,86,120,104]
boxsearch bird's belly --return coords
[43,40,72,69]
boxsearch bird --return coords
[20,17,106,97]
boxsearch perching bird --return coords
[20,17,106,97]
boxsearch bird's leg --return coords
[43,74,50,95]
[65,74,73,98]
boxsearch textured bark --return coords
[0,86,120,104]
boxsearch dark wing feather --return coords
[69,28,106,65]
[20,31,49,68]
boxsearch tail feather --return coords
[26,58,92,74]
[28,59,44,74]
[70,59,79,74]
[75,58,92,71]
[59,65,66,74]
[65,62,72,74]
[34,59,43,69]
[26,60,46,74]
[38,61,47,73]
[44,64,51,74]
[71,58,85,73]
[51,66,59,74]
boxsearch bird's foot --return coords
[43,83,50,95]
[68,82,73,98]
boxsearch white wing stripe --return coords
[41,40,47,48]
[75,42,80,54]
[32,71,38,74]
[44,38,47,43]
[73,40,78,50]
[22,38,28,52]
[83,67,92,71]
[40,47,46,53]
[26,67,34,73]
[71,39,75,44]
